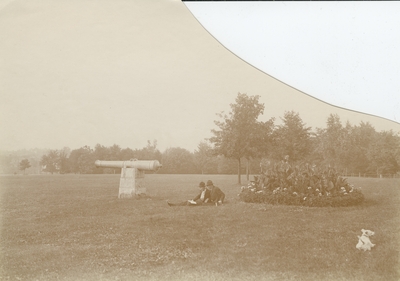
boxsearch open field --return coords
[1,174,399,281]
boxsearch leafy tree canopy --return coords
[19,159,31,173]
[210,93,274,183]
[272,111,312,162]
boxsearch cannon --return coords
[95,159,162,198]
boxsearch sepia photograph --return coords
[1,1,399,280]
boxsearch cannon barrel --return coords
[95,160,162,171]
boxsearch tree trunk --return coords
[237,158,241,184]
[246,158,250,181]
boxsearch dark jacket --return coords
[210,185,225,202]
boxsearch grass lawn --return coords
[0,174,399,281]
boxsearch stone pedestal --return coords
[118,167,146,198]
[135,169,146,195]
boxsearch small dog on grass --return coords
[356,229,375,251]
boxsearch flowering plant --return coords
[239,159,364,207]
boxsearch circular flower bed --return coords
[238,160,364,207]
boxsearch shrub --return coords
[238,159,364,207]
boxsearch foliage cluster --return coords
[18,159,31,173]
[210,93,400,183]
[239,158,364,207]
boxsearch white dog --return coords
[356,229,375,251]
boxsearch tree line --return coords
[209,93,399,183]
[2,93,399,180]
[36,141,241,175]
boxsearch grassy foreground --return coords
[0,174,399,281]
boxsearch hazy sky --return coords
[1,0,399,153]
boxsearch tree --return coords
[210,93,272,184]
[108,144,122,160]
[68,148,86,174]
[160,147,198,174]
[119,147,137,161]
[367,130,400,176]
[272,111,312,163]
[68,146,96,174]
[92,144,114,173]
[59,147,71,174]
[194,141,218,174]
[137,140,162,161]
[40,150,60,174]
[19,159,31,174]
[93,144,110,160]
[314,115,382,175]
[314,114,346,168]
[344,121,376,174]
[77,146,96,174]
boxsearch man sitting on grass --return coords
[206,180,225,206]
[167,181,211,206]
